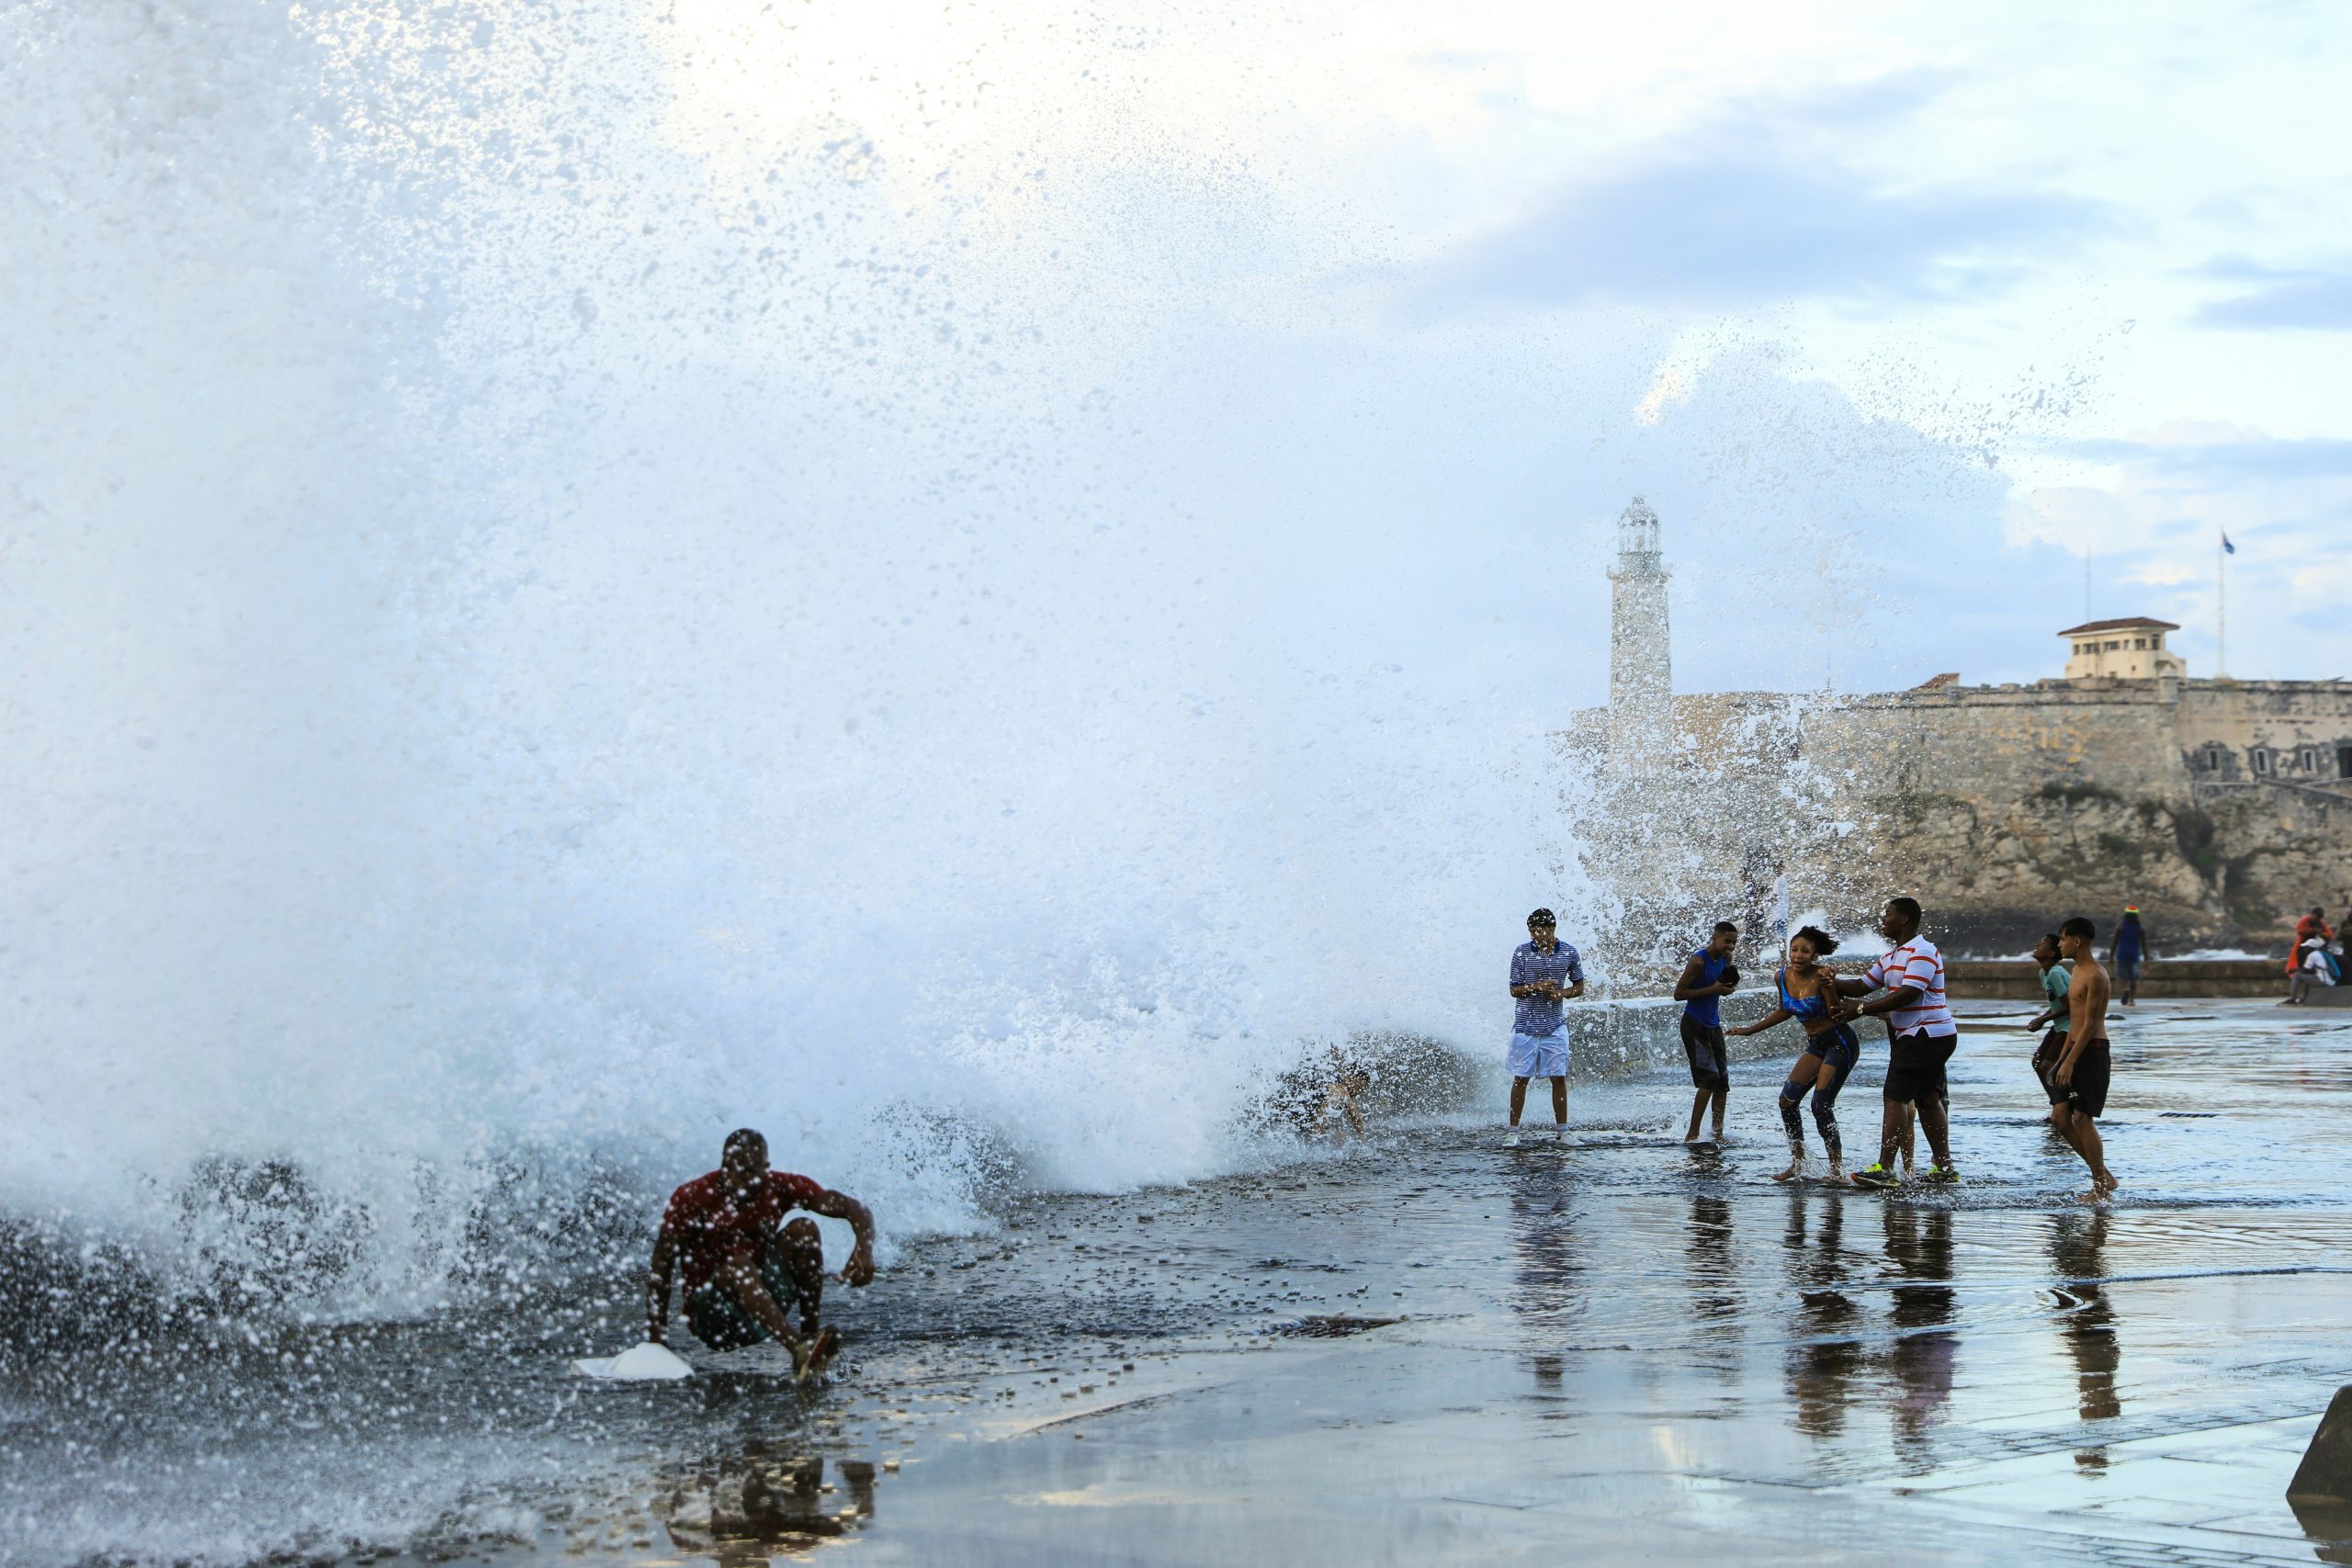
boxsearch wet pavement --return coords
[785,998,2352,1565]
[9,998,2352,1565]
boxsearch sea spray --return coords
[0,0,1589,1320]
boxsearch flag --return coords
[2222,532,2236,555]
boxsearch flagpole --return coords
[2218,530,2228,677]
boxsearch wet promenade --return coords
[8,998,2352,1566]
[775,997,2352,1565]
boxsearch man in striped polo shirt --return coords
[1832,897,1962,1187]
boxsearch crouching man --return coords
[647,1128,876,1373]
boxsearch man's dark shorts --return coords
[1883,1029,1958,1105]
[1680,1014,1729,1092]
[2052,1043,2111,1119]
[685,1243,820,1350]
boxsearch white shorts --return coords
[1507,1029,1569,1078]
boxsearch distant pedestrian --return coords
[2295,907,2334,947]
[2052,917,2120,1202]
[2110,908,2146,1007]
[1671,921,1740,1146]
[1505,908,1585,1146]
[2289,938,2336,1005]
[1833,897,1962,1189]
[2023,932,2073,1102]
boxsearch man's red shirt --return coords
[661,1168,827,1294]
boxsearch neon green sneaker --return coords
[1850,1163,1901,1189]
[1923,1164,1962,1186]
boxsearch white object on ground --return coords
[572,1342,695,1381]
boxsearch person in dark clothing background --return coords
[2110,907,2147,1007]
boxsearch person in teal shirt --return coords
[2023,932,2073,1102]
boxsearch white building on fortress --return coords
[1572,499,2352,951]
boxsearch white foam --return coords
[0,0,1583,1312]
[572,1342,695,1381]
[1,0,1953,1335]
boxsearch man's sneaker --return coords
[1850,1163,1901,1189]
[1923,1164,1962,1186]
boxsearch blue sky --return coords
[623,0,2349,695]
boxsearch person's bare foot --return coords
[794,1325,842,1383]
[1770,1160,1804,1182]
[2095,1173,2120,1199]
[1826,1163,1848,1184]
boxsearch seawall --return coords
[1943,958,2288,999]
[1564,677,2352,959]
[1814,678,2352,953]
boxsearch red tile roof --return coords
[2058,617,2179,636]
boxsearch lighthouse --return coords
[1607,496,1673,769]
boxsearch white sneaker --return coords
[1504,1130,1522,1148]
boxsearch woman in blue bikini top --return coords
[1729,926,1863,1184]
[1777,968,1832,1019]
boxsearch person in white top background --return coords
[1832,897,1963,1188]
[2289,937,2336,1004]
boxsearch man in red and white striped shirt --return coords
[1833,897,1962,1187]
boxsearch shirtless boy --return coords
[2052,917,2120,1201]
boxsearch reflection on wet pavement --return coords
[2290,1497,2352,1566]
[812,1000,2352,1565]
[653,1451,881,1561]
[9,1000,2352,1567]
[2052,1210,2122,1471]
[1883,1204,1957,1465]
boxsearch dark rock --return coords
[2290,1386,2352,1500]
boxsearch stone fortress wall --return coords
[1807,677,2352,952]
[1567,501,2352,956]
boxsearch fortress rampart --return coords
[1566,501,2352,956]
[1807,678,2352,950]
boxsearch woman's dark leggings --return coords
[1779,1024,1860,1161]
